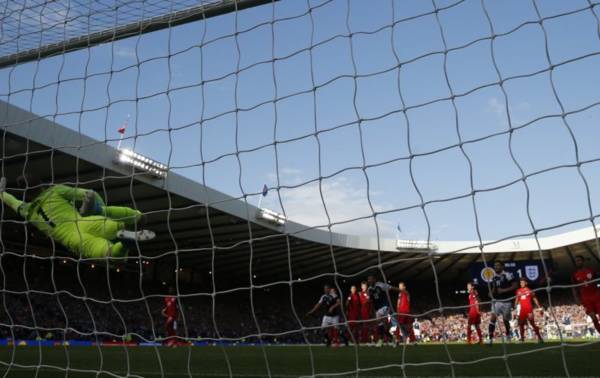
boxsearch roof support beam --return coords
[404,252,456,280]
[565,246,576,268]
[454,254,480,281]
[145,233,292,259]
[382,253,429,277]
[263,247,350,276]
[436,254,465,277]
[287,249,402,280]
[217,248,350,275]
[583,242,600,265]
[332,250,400,277]
[213,239,315,266]
[254,246,343,273]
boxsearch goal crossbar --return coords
[0,0,274,70]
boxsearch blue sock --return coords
[379,325,386,339]
[488,322,496,339]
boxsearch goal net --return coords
[1,0,600,376]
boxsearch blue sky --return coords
[2,0,600,242]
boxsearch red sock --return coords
[383,326,389,342]
[348,322,354,342]
[530,320,542,340]
[467,327,472,344]
[519,323,525,341]
[476,326,482,343]
[361,323,368,343]
[408,325,416,343]
[331,328,339,345]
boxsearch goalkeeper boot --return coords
[116,229,155,242]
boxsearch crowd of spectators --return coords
[0,259,597,345]
[413,307,598,343]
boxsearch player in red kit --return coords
[572,255,600,334]
[395,282,416,344]
[358,281,373,344]
[161,287,178,347]
[346,285,361,343]
[514,278,543,343]
[466,282,483,345]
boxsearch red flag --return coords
[118,115,130,135]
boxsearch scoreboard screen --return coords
[469,260,553,287]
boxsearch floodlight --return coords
[256,208,286,226]
[395,239,438,251]
[115,149,168,178]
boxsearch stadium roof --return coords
[1,101,599,287]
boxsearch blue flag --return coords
[262,184,268,197]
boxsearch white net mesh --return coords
[1,0,600,377]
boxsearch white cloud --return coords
[266,167,304,185]
[262,170,397,238]
[114,47,137,59]
[486,97,505,116]
[280,167,302,176]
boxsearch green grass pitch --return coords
[0,342,598,377]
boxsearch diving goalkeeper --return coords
[0,175,154,258]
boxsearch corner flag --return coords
[258,184,268,208]
[116,115,130,150]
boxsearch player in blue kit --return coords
[367,275,400,346]
[306,284,342,347]
[488,261,518,345]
